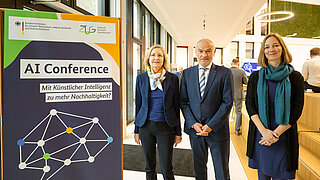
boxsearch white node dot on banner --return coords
[18,162,27,170]
[17,109,113,180]
[37,140,45,147]
[64,159,71,166]
[50,109,57,116]
[79,138,86,144]
[93,117,99,124]
[88,156,95,163]
[43,166,51,173]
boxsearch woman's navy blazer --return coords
[134,71,181,135]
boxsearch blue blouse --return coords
[147,88,166,122]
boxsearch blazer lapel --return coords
[163,72,171,98]
[201,64,216,102]
[143,72,149,101]
[193,65,201,101]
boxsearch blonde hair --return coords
[143,45,170,71]
[258,33,292,67]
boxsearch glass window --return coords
[167,34,172,64]
[260,3,269,36]
[176,47,188,69]
[126,0,177,124]
[261,22,268,36]
[153,20,160,45]
[230,41,239,59]
[133,0,142,39]
[245,18,254,35]
[160,26,166,49]
[76,0,105,16]
[145,10,151,49]
[213,48,222,65]
[109,0,121,17]
[246,42,254,59]
[127,43,141,124]
[171,40,176,67]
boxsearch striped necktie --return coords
[199,67,208,98]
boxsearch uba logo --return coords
[79,25,96,34]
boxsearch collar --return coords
[312,56,320,60]
[198,62,213,70]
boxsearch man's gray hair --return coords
[196,38,215,47]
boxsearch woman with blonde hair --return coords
[246,33,304,180]
[134,45,182,180]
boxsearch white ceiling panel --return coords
[141,0,267,47]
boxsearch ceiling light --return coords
[286,33,297,37]
[256,11,294,22]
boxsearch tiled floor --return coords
[123,118,248,180]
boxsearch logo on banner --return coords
[9,16,116,43]
[242,61,260,76]
[15,21,24,35]
[79,25,96,35]
[15,21,21,26]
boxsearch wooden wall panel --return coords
[242,105,249,141]
[299,132,320,160]
[299,93,320,131]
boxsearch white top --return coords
[198,62,213,86]
[302,56,320,87]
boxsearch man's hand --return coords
[195,125,212,136]
[134,133,141,145]
[192,123,210,136]
[174,136,182,147]
[192,123,203,133]
[202,125,212,133]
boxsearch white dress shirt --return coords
[198,62,213,86]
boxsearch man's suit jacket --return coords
[230,66,248,99]
[134,71,181,135]
[180,64,234,140]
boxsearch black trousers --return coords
[139,120,175,180]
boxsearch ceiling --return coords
[141,0,267,47]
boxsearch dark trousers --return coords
[233,98,243,131]
[139,120,175,180]
[189,136,230,180]
[258,170,288,180]
[304,81,320,92]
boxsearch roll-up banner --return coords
[1,9,121,180]
[1,8,4,180]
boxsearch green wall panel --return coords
[270,0,320,38]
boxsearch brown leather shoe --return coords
[235,131,241,136]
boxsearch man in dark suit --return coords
[180,39,234,180]
[230,58,248,135]
[174,66,183,86]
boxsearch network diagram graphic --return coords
[17,109,113,180]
